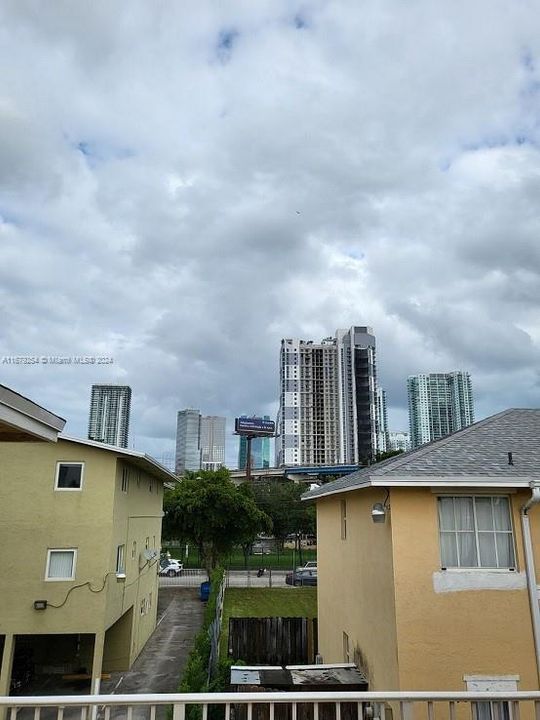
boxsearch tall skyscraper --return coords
[175,409,226,474]
[407,371,474,448]
[88,384,131,448]
[238,415,271,470]
[375,387,389,453]
[175,409,201,474]
[200,415,226,471]
[276,326,378,466]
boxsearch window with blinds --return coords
[46,549,76,580]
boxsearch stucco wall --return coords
[390,488,538,691]
[0,441,115,635]
[107,461,162,663]
[316,488,399,689]
[0,441,163,668]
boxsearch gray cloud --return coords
[1,0,540,464]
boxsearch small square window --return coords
[46,549,77,580]
[55,463,83,490]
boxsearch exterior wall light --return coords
[371,503,387,523]
[372,490,390,523]
[33,600,48,610]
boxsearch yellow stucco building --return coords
[305,409,540,701]
[0,391,176,697]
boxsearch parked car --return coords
[251,543,272,555]
[285,568,317,586]
[298,561,317,570]
[159,559,184,577]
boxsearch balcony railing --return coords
[2,691,540,720]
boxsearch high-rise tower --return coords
[407,371,474,448]
[175,409,202,474]
[375,387,389,454]
[175,409,226,474]
[238,415,271,469]
[276,326,378,466]
[88,385,131,448]
[200,416,226,471]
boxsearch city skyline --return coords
[1,3,539,462]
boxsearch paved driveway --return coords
[101,587,204,697]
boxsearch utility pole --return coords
[246,435,253,482]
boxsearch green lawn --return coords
[220,587,317,658]
[162,545,317,570]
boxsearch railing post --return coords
[173,702,186,720]
[400,701,413,720]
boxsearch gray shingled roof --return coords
[303,409,540,500]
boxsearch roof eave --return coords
[303,474,536,501]
[59,435,178,483]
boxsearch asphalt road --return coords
[159,569,291,588]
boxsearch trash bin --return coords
[200,581,210,601]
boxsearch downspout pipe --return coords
[520,484,540,687]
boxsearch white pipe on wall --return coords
[520,485,540,687]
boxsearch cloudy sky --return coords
[1,0,540,466]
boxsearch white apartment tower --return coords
[88,384,131,448]
[276,326,378,467]
[407,371,474,448]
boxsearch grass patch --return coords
[221,587,317,659]
[163,545,317,570]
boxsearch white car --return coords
[297,561,317,571]
[159,559,184,577]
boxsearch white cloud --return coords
[1,0,539,465]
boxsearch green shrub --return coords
[177,568,225,720]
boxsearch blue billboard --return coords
[235,416,275,436]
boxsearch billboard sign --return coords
[235,416,275,436]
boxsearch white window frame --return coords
[121,467,129,493]
[341,499,347,540]
[54,462,84,491]
[465,675,518,720]
[116,544,126,574]
[45,548,77,581]
[438,495,516,570]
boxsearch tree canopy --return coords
[163,468,271,571]
[252,479,315,551]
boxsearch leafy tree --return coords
[374,449,404,463]
[252,480,315,562]
[163,468,271,572]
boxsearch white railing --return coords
[2,691,540,720]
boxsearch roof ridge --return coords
[372,409,515,476]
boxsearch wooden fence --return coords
[228,617,317,665]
